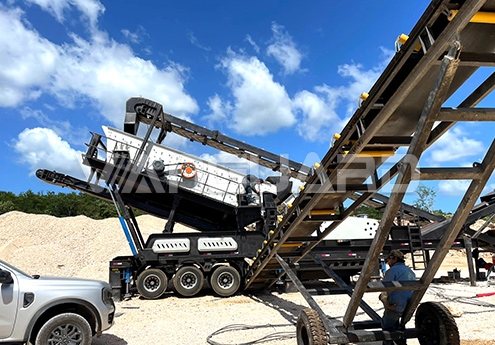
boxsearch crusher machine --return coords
[36,0,495,343]
[37,96,435,299]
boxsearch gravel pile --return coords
[1,211,495,345]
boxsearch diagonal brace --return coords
[401,137,495,324]
[342,42,461,328]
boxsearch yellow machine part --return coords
[310,209,335,216]
[344,150,395,157]
[396,33,422,51]
[448,10,495,23]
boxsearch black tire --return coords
[35,312,92,345]
[137,268,168,299]
[210,266,241,297]
[296,308,327,345]
[173,266,204,297]
[415,302,459,345]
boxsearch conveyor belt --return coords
[124,97,313,181]
[245,0,495,291]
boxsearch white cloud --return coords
[429,126,484,163]
[292,87,340,141]
[20,107,88,144]
[216,51,295,135]
[0,6,199,126]
[266,23,303,75]
[292,50,393,141]
[121,26,147,44]
[25,0,104,30]
[207,46,392,140]
[51,32,199,124]
[0,7,60,107]
[438,180,471,197]
[188,32,211,52]
[14,127,89,179]
[245,35,260,53]
[202,94,232,127]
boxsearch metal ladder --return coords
[408,225,427,270]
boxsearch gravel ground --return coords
[2,211,495,345]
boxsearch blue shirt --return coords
[383,262,416,313]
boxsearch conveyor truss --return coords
[35,0,495,343]
[240,0,495,343]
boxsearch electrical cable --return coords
[428,285,495,311]
[206,323,295,345]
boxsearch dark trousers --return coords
[382,310,406,345]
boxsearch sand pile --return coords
[0,211,193,281]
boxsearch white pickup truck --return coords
[0,260,115,345]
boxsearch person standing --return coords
[380,249,416,345]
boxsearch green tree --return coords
[0,200,15,214]
[413,184,436,213]
[0,190,141,219]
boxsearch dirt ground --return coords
[2,211,495,345]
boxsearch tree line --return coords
[0,185,449,221]
[0,190,123,219]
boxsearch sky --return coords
[1,0,494,213]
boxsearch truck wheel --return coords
[173,266,204,297]
[296,308,327,345]
[35,312,92,345]
[210,266,241,297]
[137,268,168,299]
[415,302,459,345]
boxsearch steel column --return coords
[343,43,461,328]
[464,236,477,287]
[402,137,495,324]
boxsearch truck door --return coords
[0,267,19,339]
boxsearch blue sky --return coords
[1,0,494,213]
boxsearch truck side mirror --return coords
[0,269,13,284]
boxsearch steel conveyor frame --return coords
[242,0,495,343]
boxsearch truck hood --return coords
[32,276,110,289]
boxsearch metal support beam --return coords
[366,70,495,216]
[366,280,424,292]
[412,166,483,180]
[343,42,461,328]
[274,255,342,336]
[108,184,144,252]
[402,137,495,324]
[360,193,445,222]
[427,71,495,147]
[311,253,382,322]
[472,213,495,238]
[437,108,495,122]
[464,236,477,287]
[455,52,495,67]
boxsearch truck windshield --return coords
[0,260,33,278]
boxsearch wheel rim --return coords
[143,273,162,292]
[47,323,83,345]
[420,316,440,344]
[216,271,234,290]
[180,272,197,289]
